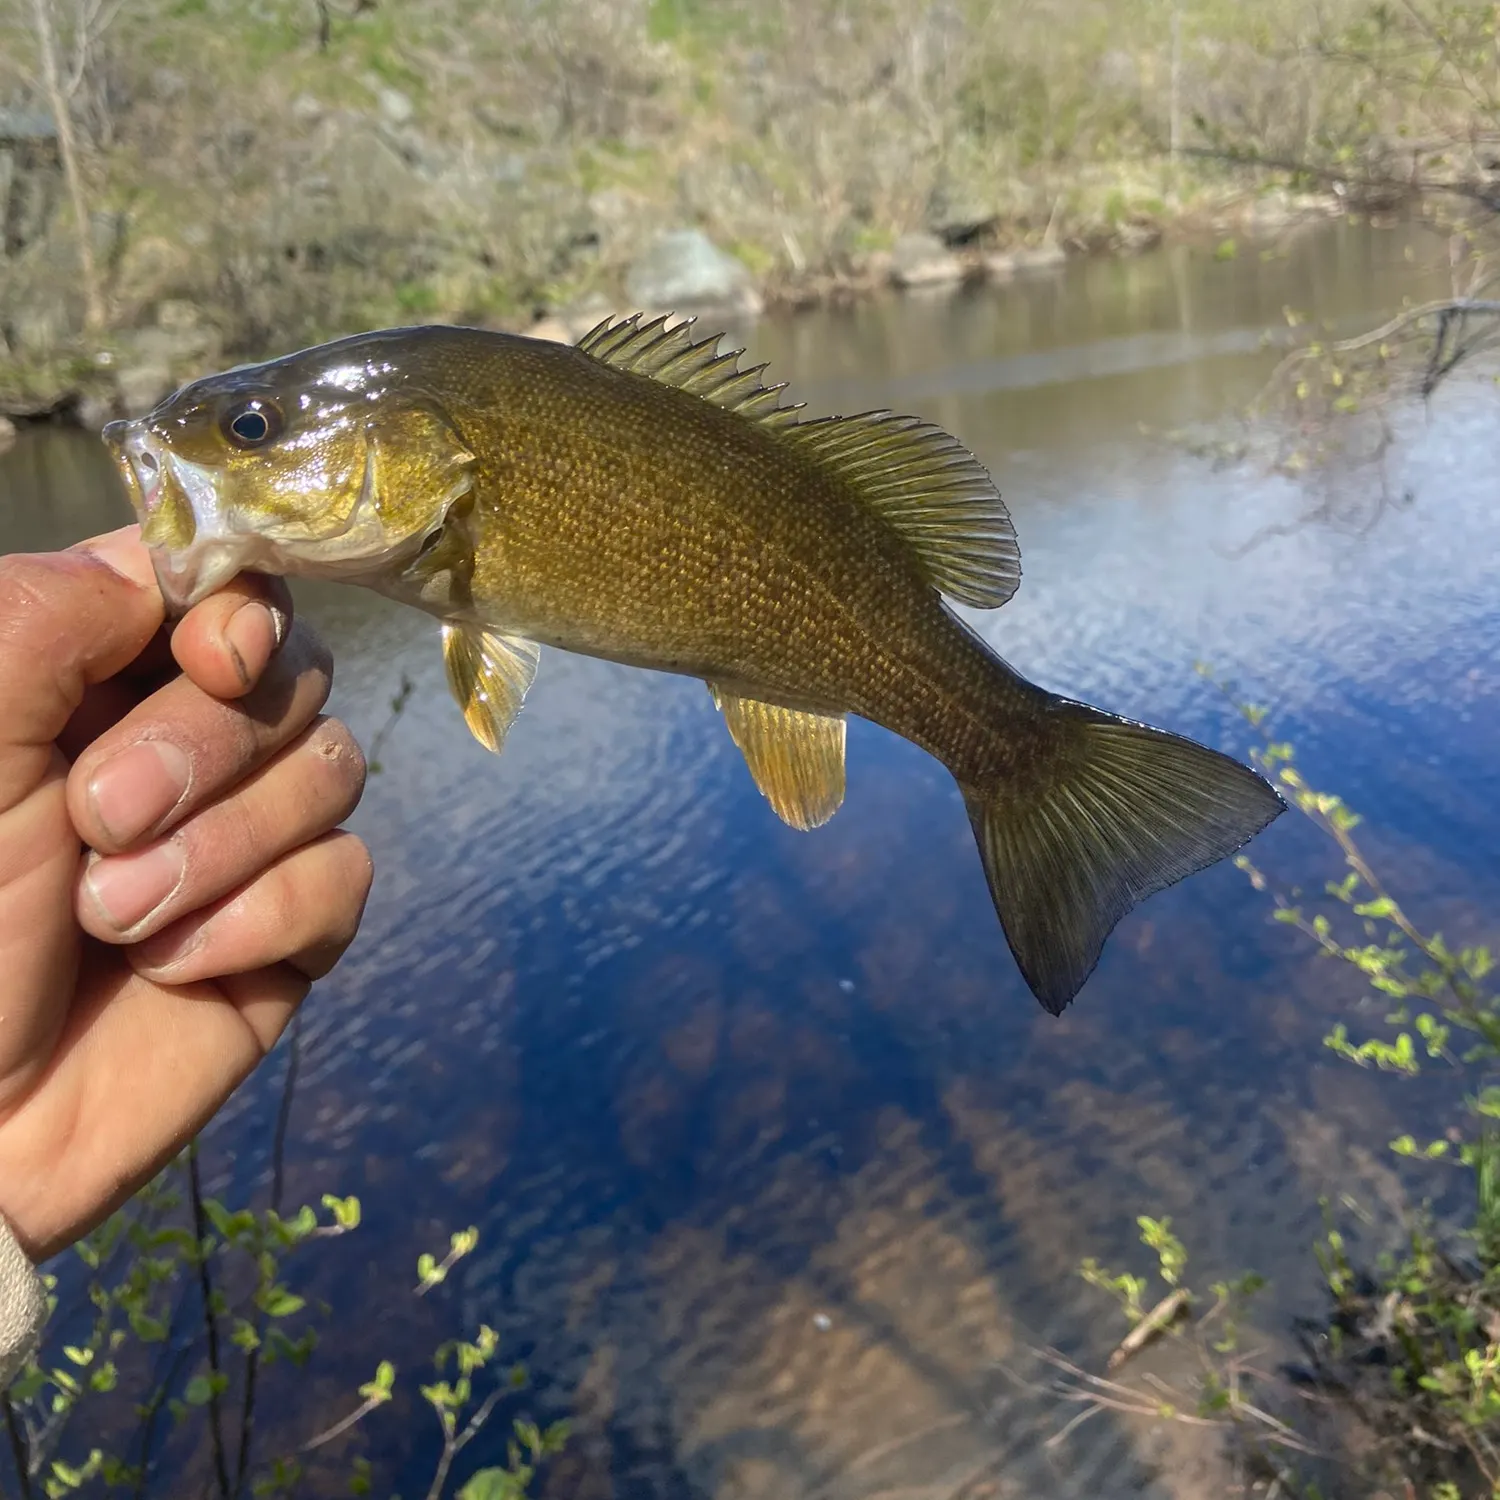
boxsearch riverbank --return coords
[0,178,1343,433]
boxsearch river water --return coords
[5,218,1499,1498]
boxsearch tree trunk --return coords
[28,0,106,333]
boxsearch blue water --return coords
[5,218,1498,1497]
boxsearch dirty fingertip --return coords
[223,601,282,691]
[172,575,292,697]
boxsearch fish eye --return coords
[221,398,283,449]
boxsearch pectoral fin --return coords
[442,622,540,753]
[710,685,846,830]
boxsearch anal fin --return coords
[710,685,846,831]
[442,622,540,753]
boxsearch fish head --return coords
[101,334,476,612]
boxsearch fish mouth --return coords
[100,418,240,614]
[102,418,163,515]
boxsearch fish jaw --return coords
[102,417,265,612]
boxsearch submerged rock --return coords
[624,229,762,316]
[984,243,1068,280]
[889,231,964,288]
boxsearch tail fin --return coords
[963,699,1284,1015]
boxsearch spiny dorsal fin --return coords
[577,314,1020,611]
[442,622,540,754]
[710,684,846,831]
[577,313,804,429]
[780,412,1021,610]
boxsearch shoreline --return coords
[0,185,1346,437]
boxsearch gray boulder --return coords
[890,231,964,288]
[624,229,762,315]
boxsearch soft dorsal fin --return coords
[441,622,540,754]
[576,313,803,428]
[779,413,1020,609]
[709,684,846,831]
[576,314,1021,610]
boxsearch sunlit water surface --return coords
[5,219,1498,1498]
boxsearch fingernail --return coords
[224,601,285,690]
[87,741,192,846]
[84,840,186,932]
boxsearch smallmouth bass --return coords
[101,315,1284,1014]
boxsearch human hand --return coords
[0,526,373,1262]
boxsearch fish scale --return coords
[101,314,1283,1015]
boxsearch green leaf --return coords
[323,1193,363,1230]
[358,1360,397,1401]
[231,1318,262,1352]
[458,1469,523,1500]
[128,1310,168,1343]
[1353,896,1397,920]
[184,1375,216,1406]
[260,1286,306,1318]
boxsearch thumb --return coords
[0,528,164,812]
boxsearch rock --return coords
[112,320,224,417]
[526,316,573,345]
[890,231,964,288]
[1013,243,1067,273]
[10,305,66,357]
[560,290,616,339]
[75,391,115,431]
[0,415,15,456]
[623,229,762,316]
[927,185,999,246]
[116,360,173,417]
[155,298,201,333]
[377,87,414,126]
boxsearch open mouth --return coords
[101,419,165,520]
[129,443,162,512]
[98,418,232,612]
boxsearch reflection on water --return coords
[5,220,1498,1498]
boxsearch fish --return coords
[100,314,1284,1014]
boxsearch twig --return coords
[300,1394,385,1454]
[130,1337,198,1500]
[1035,1346,1319,1456]
[3,1395,33,1499]
[187,1147,231,1500]
[1251,297,1500,419]
[231,1012,303,1498]
[1107,1287,1193,1371]
[366,672,414,775]
[423,1386,512,1500]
